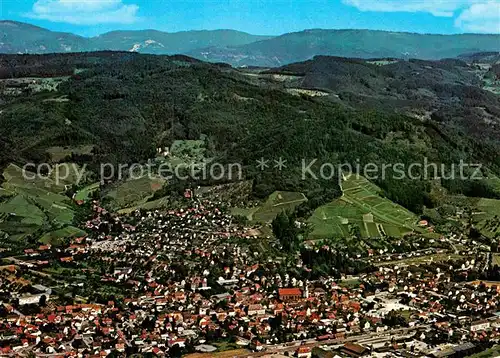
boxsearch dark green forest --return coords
[0,52,499,215]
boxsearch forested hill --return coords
[0,21,90,54]
[189,29,500,67]
[264,55,500,149]
[0,52,499,215]
[2,21,499,67]
[0,21,271,55]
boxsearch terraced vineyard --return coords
[0,164,82,245]
[308,175,420,239]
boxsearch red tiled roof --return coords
[343,343,367,354]
[279,288,302,296]
[297,346,311,353]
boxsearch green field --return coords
[48,163,87,186]
[104,176,166,209]
[0,188,13,198]
[308,175,419,239]
[340,278,362,288]
[46,145,94,162]
[117,195,170,215]
[74,182,100,202]
[444,194,500,239]
[0,164,78,245]
[2,163,66,193]
[39,226,86,246]
[470,198,500,239]
[485,174,500,195]
[231,191,307,223]
[0,195,45,226]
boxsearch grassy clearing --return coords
[48,163,87,186]
[0,195,45,225]
[230,206,256,219]
[30,195,74,225]
[343,175,418,227]
[493,254,500,267]
[0,221,40,242]
[308,175,419,239]
[470,198,500,239]
[45,145,94,162]
[39,226,85,246]
[2,164,70,200]
[341,278,362,288]
[0,164,78,244]
[0,188,13,198]
[399,310,414,321]
[485,174,500,195]
[308,199,355,238]
[105,176,165,209]
[445,194,500,239]
[231,191,307,223]
[117,195,170,215]
[2,163,69,195]
[74,182,100,202]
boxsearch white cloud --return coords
[343,0,500,33]
[26,0,139,25]
[455,1,500,33]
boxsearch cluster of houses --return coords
[0,199,499,357]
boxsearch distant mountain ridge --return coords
[1,21,499,66]
[0,20,90,53]
[0,20,272,55]
[91,29,273,55]
[189,29,500,66]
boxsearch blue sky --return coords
[0,0,499,37]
